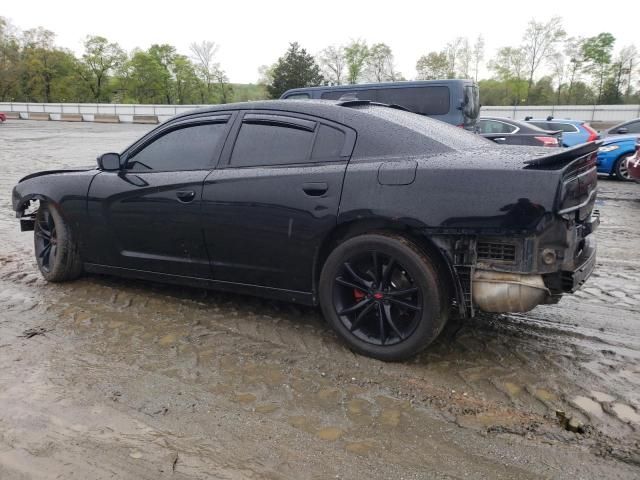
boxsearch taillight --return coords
[534,136,559,147]
[583,123,598,142]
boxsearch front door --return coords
[86,117,231,277]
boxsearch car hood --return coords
[601,135,639,145]
[18,166,96,183]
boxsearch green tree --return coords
[344,40,369,84]
[318,45,346,84]
[365,43,397,82]
[416,51,449,80]
[267,42,323,99]
[0,17,21,101]
[21,28,76,102]
[582,33,615,103]
[78,35,126,101]
[489,47,527,105]
[521,16,566,103]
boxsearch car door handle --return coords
[176,190,196,203]
[302,182,328,196]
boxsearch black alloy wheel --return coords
[333,251,421,346]
[33,204,83,282]
[319,233,449,361]
[35,208,58,273]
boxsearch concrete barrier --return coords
[94,114,120,123]
[28,112,51,121]
[60,114,83,122]
[133,115,159,124]
[2,112,20,119]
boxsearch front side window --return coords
[127,123,227,172]
[624,121,640,133]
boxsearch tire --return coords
[319,233,450,361]
[34,204,83,282]
[614,154,633,181]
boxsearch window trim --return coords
[121,114,232,173]
[220,110,356,169]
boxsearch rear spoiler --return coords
[523,141,601,167]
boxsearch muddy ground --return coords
[0,120,639,479]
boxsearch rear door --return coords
[201,111,355,292]
[86,115,232,277]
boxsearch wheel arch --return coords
[312,218,462,312]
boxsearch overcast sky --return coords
[3,0,638,83]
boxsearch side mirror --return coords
[617,127,628,134]
[97,152,121,171]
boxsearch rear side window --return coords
[284,93,310,100]
[311,125,345,160]
[548,122,579,133]
[477,119,516,134]
[320,89,378,101]
[231,120,315,167]
[127,122,227,172]
[375,86,450,115]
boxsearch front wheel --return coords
[319,233,449,361]
[34,204,83,282]
[615,154,633,181]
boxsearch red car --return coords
[627,139,640,181]
[0,112,6,123]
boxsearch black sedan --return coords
[12,100,598,361]
[478,116,562,147]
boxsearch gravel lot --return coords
[1,120,639,479]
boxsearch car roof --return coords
[283,79,474,94]
[528,118,583,125]
[152,99,494,160]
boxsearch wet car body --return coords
[597,135,639,180]
[12,100,599,359]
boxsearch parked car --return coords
[477,117,562,147]
[601,118,640,138]
[597,135,639,180]
[281,79,480,130]
[12,100,599,361]
[525,117,598,147]
[0,112,6,122]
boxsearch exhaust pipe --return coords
[472,270,550,313]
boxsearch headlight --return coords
[598,145,620,153]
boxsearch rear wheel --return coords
[319,233,449,361]
[615,154,633,181]
[34,204,82,282]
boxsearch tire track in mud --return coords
[0,249,638,473]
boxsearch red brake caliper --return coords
[353,289,366,300]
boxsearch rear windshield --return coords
[321,86,451,116]
[463,85,479,121]
[357,105,491,151]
